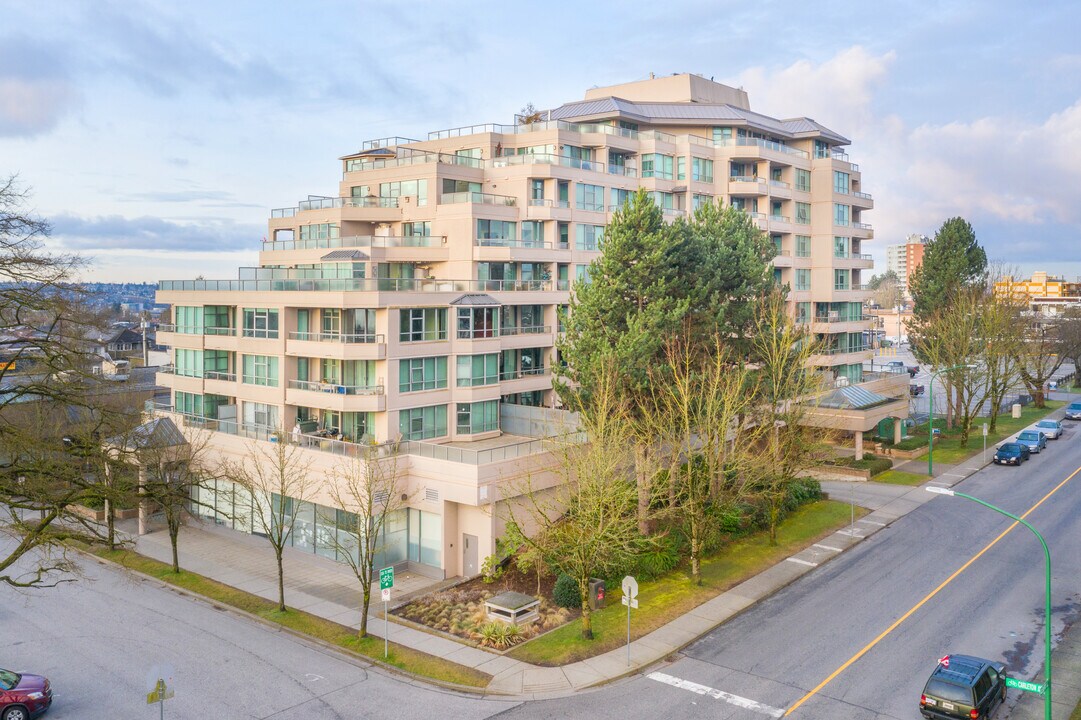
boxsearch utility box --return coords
[588,578,606,610]
[1012,403,1022,419]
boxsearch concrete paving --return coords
[110,397,1081,703]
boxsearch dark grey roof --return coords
[109,417,188,451]
[814,386,893,410]
[485,591,539,610]
[548,97,849,144]
[449,293,500,306]
[320,249,369,261]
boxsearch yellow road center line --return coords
[784,464,1081,716]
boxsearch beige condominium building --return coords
[155,73,898,580]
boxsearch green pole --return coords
[928,488,1051,720]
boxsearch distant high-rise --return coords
[885,233,928,295]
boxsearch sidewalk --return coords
[116,402,1077,700]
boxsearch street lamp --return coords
[926,487,1052,720]
[927,364,978,476]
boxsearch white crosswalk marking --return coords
[648,672,786,717]
[813,543,842,552]
[786,557,818,567]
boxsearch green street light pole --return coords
[927,487,1052,720]
[927,364,976,477]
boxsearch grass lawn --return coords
[507,499,862,666]
[873,470,929,486]
[1072,696,1081,720]
[89,548,491,688]
[911,401,1064,467]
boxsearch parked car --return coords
[1032,419,1063,439]
[1066,401,1081,421]
[993,442,1030,465]
[910,383,926,396]
[919,654,1006,720]
[0,668,52,720]
[1016,430,1048,454]
[885,360,920,377]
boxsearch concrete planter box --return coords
[818,465,872,480]
[883,444,929,460]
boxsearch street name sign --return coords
[1005,677,1043,694]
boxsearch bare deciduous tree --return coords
[325,445,409,638]
[222,438,317,612]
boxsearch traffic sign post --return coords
[146,678,174,719]
[982,423,988,463]
[622,576,638,667]
[380,567,394,659]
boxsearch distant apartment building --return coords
[994,271,1081,311]
[884,233,927,295]
[154,73,897,579]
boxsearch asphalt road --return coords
[498,417,1081,720]
[0,546,519,719]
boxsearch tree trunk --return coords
[275,549,286,612]
[359,586,370,638]
[1033,388,1046,408]
[580,601,593,640]
[105,497,115,551]
[169,521,180,573]
[690,521,701,586]
[634,445,652,535]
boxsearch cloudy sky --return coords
[3,0,1080,283]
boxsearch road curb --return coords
[74,546,508,700]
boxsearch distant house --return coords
[99,328,144,358]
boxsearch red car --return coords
[0,668,52,720]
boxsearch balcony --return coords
[810,314,869,333]
[771,250,793,268]
[272,196,402,223]
[809,343,873,366]
[261,234,450,264]
[728,176,769,195]
[524,198,573,221]
[488,153,608,175]
[474,238,561,262]
[441,191,517,207]
[159,277,556,294]
[285,379,386,413]
[286,332,386,361]
[715,137,810,159]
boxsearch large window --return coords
[399,405,447,440]
[834,236,850,258]
[575,224,604,251]
[174,306,203,334]
[795,269,811,291]
[795,202,811,224]
[457,306,498,339]
[677,156,686,181]
[610,187,632,209]
[575,183,604,211]
[242,354,279,386]
[641,154,674,180]
[795,169,811,192]
[476,219,517,242]
[402,221,431,237]
[399,357,448,393]
[400,308,448,342]
[521,221,544,247]
[692,157,714,182]
[457,400,499,434]
[457,354,499,387]
[795,235,811,257]
[834,269,851,290]
[242,308,279,339]
[299,224,339,241]
[834,203,850,226]
[175,348,203,378]
[379,179,428,206]
[833,171,849,194]
[814,140,830,159]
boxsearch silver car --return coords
[1033,419,1063,439]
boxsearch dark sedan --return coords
[993,442,1030,465]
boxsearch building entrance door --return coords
[463,534,478,577]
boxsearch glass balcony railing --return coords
[475,238,554,249]
[205,371,237,382]
[262,234,444,251]
[272,197,399,216]
[287,332,383,344]
[716,137,810,158]
[499,367,549,381]
[440,191,517,206]
[287,379,384,396]
[159,278,555,292]
[499,325,552,336]
[146,402,578,465]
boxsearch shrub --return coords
[783,478,822,511]
[633,535,682,580]
[478,622,522,649]
[480,554,505,584]
[894,436,929,450]
[552,574,581,609]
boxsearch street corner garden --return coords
[394,568,573,650]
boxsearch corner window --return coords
[242,308,278,339]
